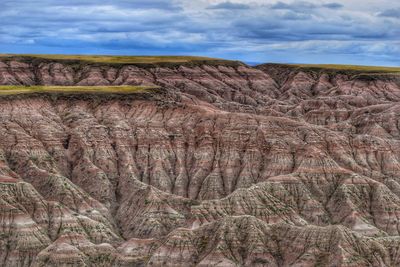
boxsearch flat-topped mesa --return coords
[0,54,240,64]
[1,55,400,266]
[257,62,400,75]
[0,54,243,86]
[0,55,244,87]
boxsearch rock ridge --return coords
[0,57,400,266]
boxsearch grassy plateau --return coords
[0,54,220,64]
[0,85,158,95]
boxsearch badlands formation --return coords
[0,55,400,266]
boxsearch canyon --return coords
[1,55,400,266]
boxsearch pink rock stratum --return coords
[1,57,400,266]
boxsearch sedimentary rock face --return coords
[1,57,400,266]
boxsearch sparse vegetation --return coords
[283,63,400,73]
[0,54,243,69]
[0,85,159,95]
[0,54,221,64]
[29,155,38,161]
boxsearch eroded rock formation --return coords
[1,56,400,266]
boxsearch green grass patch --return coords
[0,85,159,95]
[0,54,221,64]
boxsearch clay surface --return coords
[1,58,400,266]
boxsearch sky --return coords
[0,0,399,66]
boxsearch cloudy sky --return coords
[0,0,399,65]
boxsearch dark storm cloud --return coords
[207,1,251,10]
[270,1,344,12]
[271,1,317,12]
[322,3,344,9]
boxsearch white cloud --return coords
[0,0,398,65]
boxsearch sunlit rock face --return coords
[1,57,400,266]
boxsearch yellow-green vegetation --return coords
[0,85,158,95]
[288,64,400,73]
[0,54,220,64]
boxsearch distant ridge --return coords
[0,54,242,67]
[258,62,400,73]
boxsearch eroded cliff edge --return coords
[1,56,400,266]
